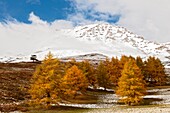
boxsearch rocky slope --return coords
[73,23,170,67]
[0,23,169,67]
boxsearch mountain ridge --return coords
[0,23,169,67]
[72,23,170,67]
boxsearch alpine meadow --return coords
[1,1,170,113]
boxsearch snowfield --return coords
[146,88,170,104]
[0,23,170,68]
[57,88,170,109]
[86,106,170,113]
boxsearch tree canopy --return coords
[116,59,146,105]
[62,65,88,99]
[144,56,167,86]
[29,52,62,108]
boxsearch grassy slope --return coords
[0,62,37,103]
[0,62,38,112]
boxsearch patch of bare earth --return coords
[0,62,37,112]
[87,105,170,113]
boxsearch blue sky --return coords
[0,0,74,23]
[0,0,120,24]
[0,0,169,42]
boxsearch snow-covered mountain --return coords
[72,23,170,67]
[0,23,169,67]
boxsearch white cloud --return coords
[28,12,47,25]
[69,0,121,24]
[117,0,170,43]
[71,0,122,15]
[67,12,110,26]
[51,20,74,30]
[71,0,170,42]
[26,0,40,5]
[28,12,74,29]
[68,13,93,26]
[0,12,75,56]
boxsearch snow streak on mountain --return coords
[0,23,169,67]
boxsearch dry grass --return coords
[0,62,100,112]
[0,62,170,112]
[0,62,38,112]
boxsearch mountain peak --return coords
[72,23,170,67]
[0,23,169,68]
[74,23,142,42]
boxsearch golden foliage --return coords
[78,60,97,88]
[107,57,122,86]
[29,52,62,107]
[96,61,110,90]
[116,59,146,105]
[144,56,167,86]
[28,52,167,107]
[62,65,88,99]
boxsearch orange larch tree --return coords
[29,52,62,108]
[107,57,122,86]
[116,59,146,105]
[96,61,110,90]
[144,56,167,86]
[62,65,88,99]
[78,60,97,88]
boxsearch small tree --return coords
[78,60,97,88]
[136,56,144,71]
[96,61,110,90]
[116,59,146,105]
[29,52,62,108]
[119,55,131,71]
[108,57,122,86]
[65,58,77,69]
[144,56,167,86]
[154,58,167,85]
[62,65,88,99]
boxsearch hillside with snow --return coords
[0,23,170,68]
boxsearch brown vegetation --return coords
[0,53,168,111]
[0,62,37,112]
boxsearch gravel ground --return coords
[58,88,170,109]
[86,105,170,113]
